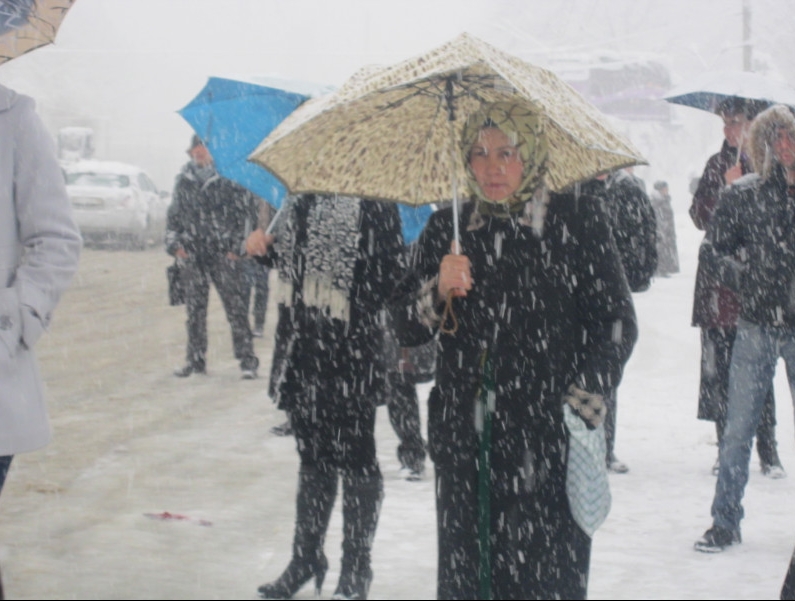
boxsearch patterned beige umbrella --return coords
[250,32,647,206]
[0,0,77,65]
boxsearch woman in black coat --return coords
[390,103,637,599]
[247,193,404,600]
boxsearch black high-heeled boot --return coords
[257,554,328,599]
[259,467,338,600]
[332,474,383,600]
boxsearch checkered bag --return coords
[563,403,611,537]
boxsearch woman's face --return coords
[468,127,524,202]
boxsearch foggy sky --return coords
[0,0,792,196]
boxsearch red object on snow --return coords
[144,511,212,527]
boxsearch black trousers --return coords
[385,371,426,472]
[182,254,258,371]
[244,258,269,331]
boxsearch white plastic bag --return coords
[563,403,611,537]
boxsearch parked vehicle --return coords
[65,160,169,249]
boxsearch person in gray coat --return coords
[0,84,82,597]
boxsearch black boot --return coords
[258,468,338,600]
[332,474,383,600]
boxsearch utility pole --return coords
[743,0,752,71]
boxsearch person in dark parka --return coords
[166,135,260,378]
[247,193,404,601]
[580,169,657,474]
[650,180,679,277]
[390,102,637,600]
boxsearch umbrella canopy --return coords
[664,69,795,114]
[250,32,647,206]
[178,76,320,208]
[399,203,434,245]
[0,0,76,65]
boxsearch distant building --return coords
[548,52,673,122]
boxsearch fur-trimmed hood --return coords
[748,104,795,180]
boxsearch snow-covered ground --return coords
[1,211,794,600]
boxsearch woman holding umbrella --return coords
[390,102,637,599]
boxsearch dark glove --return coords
[563,384,607,429]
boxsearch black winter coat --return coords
[690,141,751,328]
[710,166,795,328]
[166,163,259,260]
[391,194,637,472]
[261,196,405,411]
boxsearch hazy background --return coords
[0,0,793,211]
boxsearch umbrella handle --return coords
[439,289,458,335]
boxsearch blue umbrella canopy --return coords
[178,77,309,208]
[182,75,433,238]
[398,203,434,245]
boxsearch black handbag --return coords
[167,261,185,306]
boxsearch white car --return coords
[65,160,169,249]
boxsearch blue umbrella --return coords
[178,77,309,208]
[180,76,433,238]
[398,204,434,245]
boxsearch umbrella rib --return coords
[371,74,510,132]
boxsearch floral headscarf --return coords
[461,102,549,208]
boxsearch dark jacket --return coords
[690,140,753,230]
[166,162,259,260]
[390,193,637,471]
[583,172,657,292]
[650,188,680,275]
[709,166,795,328]
[261,195,404,410]
[690,141,752,328]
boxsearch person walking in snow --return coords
[580,168,657,474]
[695,104,795,552]
[0,84,82,598]
[166,135,260,379]
[246,193,403,600]
[689,97,784,479]
[390,102,637,599]
[650,180,680,277]
[381,269,430,481]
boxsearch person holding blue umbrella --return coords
[166,135,260,379]
[178,76,320,210]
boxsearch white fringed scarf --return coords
[274,194,361,322]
